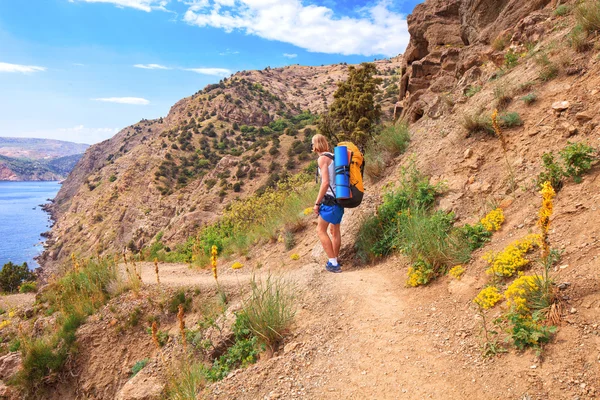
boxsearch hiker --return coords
[311,134,343,273]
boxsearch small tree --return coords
[0,262,34,293]
[318,63,382,147]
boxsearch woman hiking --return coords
[311,134,343,273]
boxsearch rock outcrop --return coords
[398,0,554,121]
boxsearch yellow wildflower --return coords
[290,253,300,261]
[303,207,313,216]
[211,245,218,280]
[505,275,539,313]
[407,263,433,287]
[231,261,243,270]
[539,181,556,258]
[449,265,465,280]
[481,208,505,232]
[484,234,541,277]
[473,286,503,309]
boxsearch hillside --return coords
[0,138,88,181]
[2,0,600,399]
[39,58,403,273]
[0,137,88,160]
[0,154,84,181]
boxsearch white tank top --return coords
[318,152,336,197]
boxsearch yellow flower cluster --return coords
[473,286,503,309]
[211,245,218,280]
[484,234,541,277]
[481,208,505,232]
[0,320,10,330]
[504,275,539,313]
[539,181,556,258]
[407,266,432,287]
[231,262,243,270]
[223,174,311,231]
[303,207,313,216]
[449,265,465,280]
[290,253,300,261]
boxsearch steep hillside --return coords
[40,59,402,273]
[0,154,84,181]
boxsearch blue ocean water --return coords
[0,181,61,269]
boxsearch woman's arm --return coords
[314,156,331,214]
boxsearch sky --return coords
[0,0,422,145]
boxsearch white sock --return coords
[328,258,338,266]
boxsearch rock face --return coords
[0,352,22,381]
[398,0,553,121]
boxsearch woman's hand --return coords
[313,204,320,215]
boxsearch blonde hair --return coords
[312,134,330,153]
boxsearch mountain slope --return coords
[40,59,403,273]
[0,137,89,160]
[0,153,84,181]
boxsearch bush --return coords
[498,112,523,128]
[378,123,410,157]
[19,281,37,293]
[131,359,149,377]
[536,152,564,190]
[0,262,34,293]
[569,24,590,52]
[284,231,295,251]
[521,93,538,105]
[169,290,192,314]
[554,4,570,17]
[456,223,493,252]
[536,54,559,81]
[166,362,206,400]
[560,141,596,183]
[462,114,494,135]
[504,49,519,69]
[494,84,513,110]
[465,85,482,97]
[238,275,296,350]
[575,0,600,34]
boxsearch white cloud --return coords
[219,49,240,56]
[182,0,409,56]
[182,67,232,76]
[0,62,46,73]
[134,63,171,69]
[68,0,169,12]
[92,97,150,105]
[283,53,297,58]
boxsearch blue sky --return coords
[0,0,422,145]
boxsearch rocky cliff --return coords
[397,0,555,122]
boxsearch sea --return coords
[0,181,61,269]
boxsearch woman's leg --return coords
[329,223,341,258]
[316,217,335,258]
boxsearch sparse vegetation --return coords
[462,113,494,135]
[536,142,597,188]
[465,85,482,97]
[498,112,523,128]
[521,92,538,105]
[131,359,149,377]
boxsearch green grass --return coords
[131,359,149,377]
[166,362,206,400]
[498,112,523,128]
[554,4,571,17]
[462,114,494,135]
[238,275,296,350]
[576,0,600,34]
[521,93,538,105]
[465,85,482,97]
[364,123,411,180]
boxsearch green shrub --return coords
[465,85,482,97]
[560,141,596,183]
[355,162,442,260]
[378,123,410,157]
[506,311,556,350]
[19,281,37,293]
[109,175,117,182]
[392,208,471,270]
[456,223,493,252]
[504,49,519,69]
[569,24,589,52]
[576,0,600,34]
[536,54,559,81]
[521,93,538,105]
[237,275,296,350]
[364,146,387,179]
[536,152,564,190]
[462,114,494,135]
[498,112,523,128]
[554,4,571,17]
[8,338,21,352]
[166,362,206,400]
[494,84,513,110]
[169,291,192,314]
[0,262,34,293]
[131,359,149,377]
[284,231,295,251]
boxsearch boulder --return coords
[0,353,21,381]
[115,369,164,400]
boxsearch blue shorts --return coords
[319,203,344,225]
